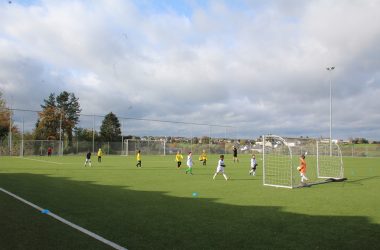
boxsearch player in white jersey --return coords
[249,154,258,176]
[185,152,193,175]
[213,155,228,181]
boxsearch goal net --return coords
[317,141,344,179]
[262,135,345,189]
[262,135,295,188]
[124,139,167,156]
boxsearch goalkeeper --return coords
[213,155,228,181]
[298,154,309,185]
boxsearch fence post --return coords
[92,114,95,154]
[20,117,24,157]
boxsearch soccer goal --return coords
[262,135,345,189]
[262,135,295,188]
[317,141,344,179]
[124,139,167,156]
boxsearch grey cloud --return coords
[1,0,379,140]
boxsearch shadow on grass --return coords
[1,173,379,250]
[346,176,379,184]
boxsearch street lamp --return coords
[326,66,335,156]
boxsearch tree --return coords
[201,136,210,144]
[100,112,121,142]
[35,94,60,140]
[74,127,100,142]
[351,137,369,144]
[56,91,81,146]
[0,91,17,140]
[0,91,10,140]
[35,92,81,145]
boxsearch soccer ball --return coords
[297,166,301,171]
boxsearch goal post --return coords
[262,135,295,188]
[124,139,167,156]
[262,135,345,189]
[317,141,344,179]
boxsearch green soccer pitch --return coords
[1,154,379,249]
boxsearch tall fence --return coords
[339,144,380,157]
[0,108,237,156]
[1,108,380,157]
[0,139,233,156]
[3,137,378,157]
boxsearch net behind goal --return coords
[317,141,344,179]
[262,135,295,188]
[124,139,167,156]
[262,135,344,189]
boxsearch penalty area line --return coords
[0,187,127,250]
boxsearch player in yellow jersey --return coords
[97,148,103,163]
[136,150,142,168]
[175,151,183,168]
[199,150,207,166]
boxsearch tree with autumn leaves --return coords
[35,91,81,147]
[0,91,18,141]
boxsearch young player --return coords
[136,150,142,168]
[199,150,207,166]
[175,151,183,168]
[249,154,258,176]
[97,148,103,163]
[47,147,52,157]
[185,152,193,175]
[298,154,309,185]
[84,150,92,167]
[213,154,228,181]
[233,146,239,163]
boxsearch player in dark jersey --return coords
[233,146,239,163]
[84,151,92,167]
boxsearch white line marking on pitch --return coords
[17,157,70,165]
[0,187,127,250]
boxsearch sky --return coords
[0,0,379,140]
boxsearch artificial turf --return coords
[0,154,379,249]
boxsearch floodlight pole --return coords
[326,66,335,157]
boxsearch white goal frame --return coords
[262,135,295,188]
[124,139,167,156]
[316,141,344,179]
[262,135,345,189]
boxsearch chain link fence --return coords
[0,139,233,156]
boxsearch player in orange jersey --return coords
[298,154,309,185]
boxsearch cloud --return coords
[0,0,379,140]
